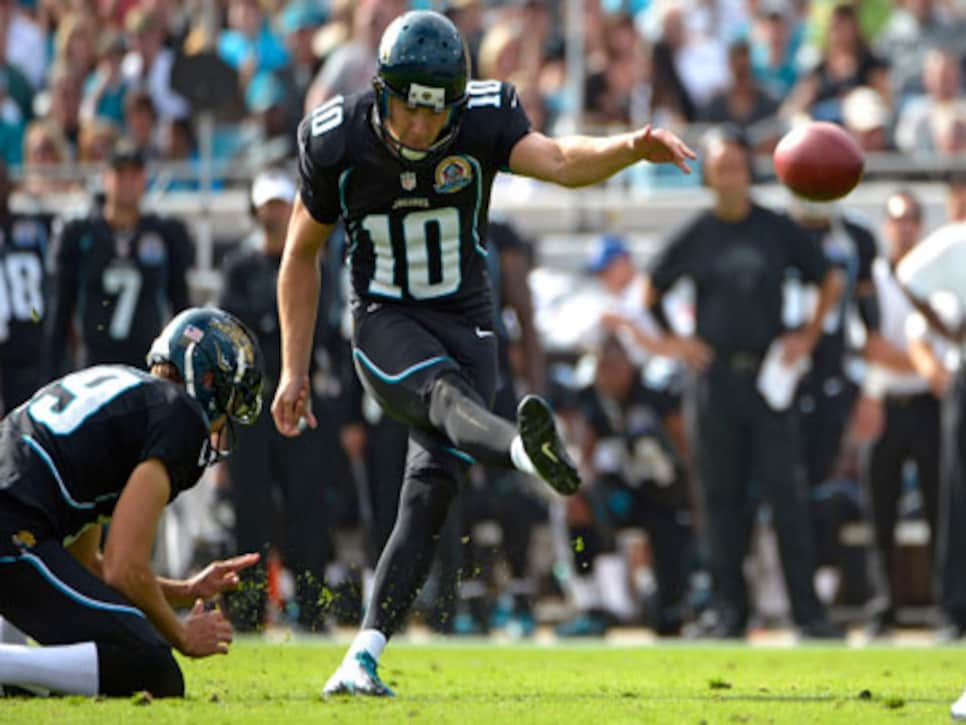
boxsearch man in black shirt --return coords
[0,308,263,698]
[645,127,842,638]
[273,10,695,696]
[0,160,54,413]
[47,139,193,376]
[218,170,333,632]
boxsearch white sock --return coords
[0,618,28,645]
[510,436,536,476]
[346,629,387,663]
[0,643,99,696]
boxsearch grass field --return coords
[3,639,966,723]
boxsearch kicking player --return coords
[271,10,695,696]
[0,307,264,697]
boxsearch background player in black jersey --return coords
[271,10,695,696]
[0,160,55,414]
[47,139,193,377]
[786,198,882,569]
[0,307,263,698]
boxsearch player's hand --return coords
[632,125,697,174]
[272,372,317,437]
[188,552,261,600]
[180,599,234,657]
[669,335,713,371]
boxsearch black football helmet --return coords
[147,308,264,461]
[372,10,470,165]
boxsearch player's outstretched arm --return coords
[102,460,233,658]
[273,195,334,437]
[508,125,696,188]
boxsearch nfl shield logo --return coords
[400,172,417,191]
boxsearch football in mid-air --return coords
[773,121,865,201]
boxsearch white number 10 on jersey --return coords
[362,207,462,300]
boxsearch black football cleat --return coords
[516,395,580,496]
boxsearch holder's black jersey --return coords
[0,366,209,544]
[297,81,531,318]
[0,212,53,367]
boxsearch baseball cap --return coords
[108,138,146,169]
[251,169,296,208]
[586,234,630,274]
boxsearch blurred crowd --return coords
[2,0,966,639]
[2,0,965,196]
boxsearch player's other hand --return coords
[669,335,713,371]
[780,328,818,367]
[632,125,697,174]
[189,552,261,599]
[181,599,234,657]
[272,372,317,437]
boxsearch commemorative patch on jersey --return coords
[12,530,36,549]
[138,232,167,265]
[434,156,473,194]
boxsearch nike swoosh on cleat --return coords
[475,327,495,338]
[540,441,559,463]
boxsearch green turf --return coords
[2,641,965,723]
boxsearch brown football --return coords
[773,121,865,201]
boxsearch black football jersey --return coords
[47,212,193,374]
[0,365,209,544]
[577,376,687,508]
[297,81,531,318]
[0,212,53,367]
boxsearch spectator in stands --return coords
[895,47,966,156]
[931,105,966,159]
[647,2,698,123]
[444,0,484,76]
[876,0,966,99]
[477,19,523,84]
[218,0,289,90]
[0,0,46,90]
[862,189,941,638]
[644,127,842,639]
[304,0,405,109]
[236,71,292,167]
[841,85,893,152]
[584,13,651,127]
[121,8,190,121]
[275,0,325,141]
[0,67,26,166]
[21,119,75,196]
[700,39,781,151]
[123,89,159,161]
[54,13,97,83]
[44,63,83,153]
[77,116,119,164]
[749,0,803,102]
[219,169,332,633]
[81,30,130,127]
[783,2,890,124]
[558,334,692,637]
